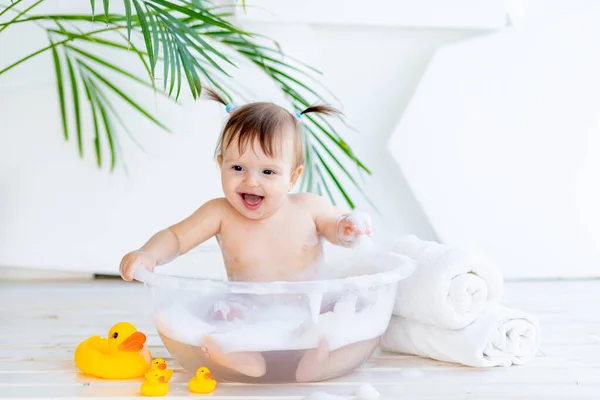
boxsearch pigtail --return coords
[203,87,228,106]
[299,104,343,118]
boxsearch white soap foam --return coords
[213,300,231,319]
[308,291,324,324]
[156,283,396,353]
[153,248,411,354]
[156,303,216,345]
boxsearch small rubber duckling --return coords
[141,370,169,397]
[188,367,217,394]
[74,322,152,379]
[149,358,173,383]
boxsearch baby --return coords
[120,89,375,382]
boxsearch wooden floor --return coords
[1,279,599,399]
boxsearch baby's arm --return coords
[120,198,224,281]
[308,194,372,247]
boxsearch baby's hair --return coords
[204,88,342,169]
[298,105,340,118]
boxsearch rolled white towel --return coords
[388,235,503,329]
[380,304,541,367]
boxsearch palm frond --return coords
[79,61,170,131]
[0,0,44,34]
[0,0,375,209]
[49,37,69,141]
[65,44,165,94]
[0,26,118,76]
[103,0,110,22]
[80,73,102,167]
[0,0,23,18]
[66,56,83,157]
[123,0,133,41]
[132,0,155,76]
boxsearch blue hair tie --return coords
[226,104,236,114]
[295,111,303,122]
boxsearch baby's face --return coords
[219,137,302,220]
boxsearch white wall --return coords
[389,3,600,279]
[0,1,501,276]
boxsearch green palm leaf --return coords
[93,81,146,155]
[314,164,336,206]
[0,0,23,18]
[49,38,68,141]
[87,78,117,169]
[123,0,133,41]
[0,27,118,76]
[97,99,116,170]
[313,146,354,208]
[65,45,167,95]
[79,61,170,131]
[0,0,375,210]
[132,0,155,76]
[103,0,110,22]
[0,0,44,34]
[149,0,245,34]
[146,6,160,73]
[81,74,102,167]
[66,56,83,157]
[115,31,153,82]
[152,9,231,76]
[158,19,171,92]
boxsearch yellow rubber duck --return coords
[188,367,217,394]
[141,370,169,397]
[149,358,174,382]
[74,322,152,379]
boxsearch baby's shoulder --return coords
[200,197,232,214]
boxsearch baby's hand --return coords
[336,212,373,247]
[119,250,156,281]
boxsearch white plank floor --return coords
[1,279,599,399]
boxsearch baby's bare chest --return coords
[218,216,321,281]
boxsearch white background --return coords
[1,0,596,279]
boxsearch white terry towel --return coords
[388,235,504,329]
[380,304,541,367]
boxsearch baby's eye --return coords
[262,169,276,175]
[232,165,244,172]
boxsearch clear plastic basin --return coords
[133,242,414,383]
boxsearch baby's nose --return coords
[243,173,259,187]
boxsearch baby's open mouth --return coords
[240,193,264,210]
